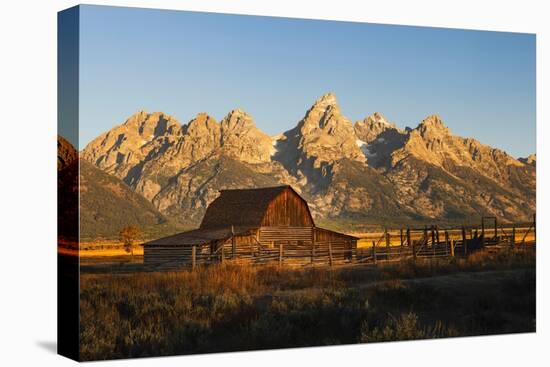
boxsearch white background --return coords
[0,0,548,365]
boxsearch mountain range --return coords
[58,136,167,239]
[79,93,536,231]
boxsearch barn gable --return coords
[261,186,314,227]
[199,185,314,229]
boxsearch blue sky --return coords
[78,5,536,157]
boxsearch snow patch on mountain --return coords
[356,139,376,158]
[271,134,283,156]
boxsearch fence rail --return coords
[119,216,537,273]
[140,238,536,273]
[84,239,536,274]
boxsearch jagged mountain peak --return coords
[393,112,528,181]
[519,153,536,166]
[418,114,447,129]
[302,93,342,124]
[313,92,338,108]
[355,112,396,132]
[188,112,217,124]
[354,112,401,145]
[195,111,213,119]
[123,110,176,126]
[365,112,391,125]
[221,108,256,132]
[397,114,462,167]
[216,109,274,164]
[184,113,219,135]
[300,92,352,132]
[81,110,183,177]
[123,110,149,124]
[118,110,182,139]
[276,92,366,173]
[228,107,248,116]
[415,114,451,139]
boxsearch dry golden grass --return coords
[59,246,144,257]
[79,249,535,360]
[58,240,144,257]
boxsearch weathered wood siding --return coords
[144,244,211,268]
[217,232,259,257]
[261,188,314,227]
[259,226,313,243]
[256,226,356,265]
[314,227,349,242]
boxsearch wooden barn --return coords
[144,185,358,269]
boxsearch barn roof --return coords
[314,226,359,240]
[144,186,360,247]
[143,226,255,246]
[199,185,311,229]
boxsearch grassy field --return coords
[78,248,535,360]
[58,244,144,257]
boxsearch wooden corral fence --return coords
[356,215,536,265]
[138,215,536,273]
[143,225,356,271]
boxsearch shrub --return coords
[360,312,458,342]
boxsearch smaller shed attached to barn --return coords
[144,185,358,269]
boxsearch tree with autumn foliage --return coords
[119,225,143,257]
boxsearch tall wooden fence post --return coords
[399,229,404,258]
[423,226,428,251]
[484,221,485,248]
[450,240,455,257]
[191,245,196,270]
[254,230,260,257]
[231,225,236,259]
[311,230,316,264]
[279,242,283,267]
[385,230,390,261]
[328,242,333,267]
[445,230,449,257]
[431,226,436,256]
[462,226,467,256]
[407,227,414,260]
[426,226,430,245]
[533,213,537,244]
